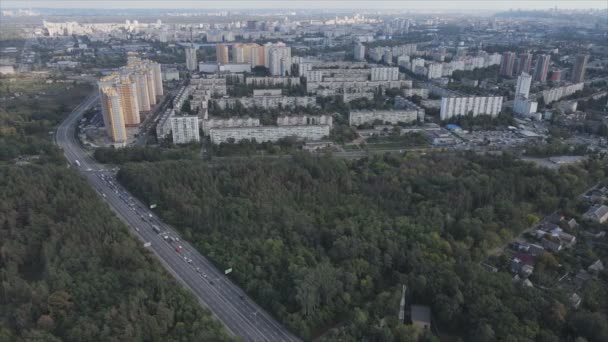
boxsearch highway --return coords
[55,93,299,342]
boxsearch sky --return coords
[3,0,607,11]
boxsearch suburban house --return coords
[583,204,608,223]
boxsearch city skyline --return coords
[3,0,607,10]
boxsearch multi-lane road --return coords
[55,93,299,342]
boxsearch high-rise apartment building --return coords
[571,54,589,83]
[98,82,128,145]
[216,43,229,64]
[534,54,551,82]
[185,45,197,71]
[114,77,140,126]
[98,57,163,146]
[232,43,264,67]
[515,53,532,75]
[500,52,516,76]
[354,43,366,61]
[264,42,292,76]
[515,73,532,99]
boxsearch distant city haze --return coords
[3,0,607,10]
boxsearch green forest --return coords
[0,78,231,341]
[117,152,608,341]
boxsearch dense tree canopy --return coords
[0,165,232,341]
[117,152,608,340]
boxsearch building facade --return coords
[349,109,423,126]
[171,115,200,144]
[571,54,589,83]
[439,96,503,120]
[185,45,197,71]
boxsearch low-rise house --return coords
[528,243,545,256]
[541,237,563,253]
[583,204,608,223]
[546,213,565,224]
[567,218,579,229]
[588,260,604,274]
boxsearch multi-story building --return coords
[170,115,200,144]
[571,54,589,83]
[156,108,174,140]
[232,43,264,67]
[245,76,300,87]
[264,42,292,76]
[541,83,584,104]
[190,77,227,96]
[394,96,426,121]
[342,92,375,103]
[276,114,333,128]
[214,95,317,110]
[209,124,330,144]
[304,70,323,83]
[383,50,393,65]
[439,96,503,120]
[513,96,538,116]
[97,57,164,145]
[534,54,551,82]
[216,43,229,64]
[370,67,399,81]
[515,73,532,99]
[550,69,562,82]
[500,52,516,76]
[354,43,366,61]
[349,109,423,126]
[112,77,140,126]
[185,45,197,72]
[515,53,533,76]
[306,79,412,94]
[202,117,260,134]
[427,63,443,79]
[98,84,127,146]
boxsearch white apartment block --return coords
[427,63,443,79]
[156,108,174,140]
[515,73,532,98]
[343,92,375,103]
[214,96,317,110]
[202,117,260,134]
[354,44,366,61]
[440,96,503,120]
[277,114,333,128]
[307,79,412,94]
[245,76,300,87]
[185,46,198,72]
[370,67,399,81]
[349,109,422,126]
[253,89,282,96]
[190,77,227,96]
[209,125,330,144]
[513,97,538,117]
[265,42,292,76]
[541,83,584,104]
[402,88,429,98]
[171,115,200,144]
[304,70,324,83]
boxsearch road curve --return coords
[55,92,300,342]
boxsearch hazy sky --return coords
[3,0,607,10]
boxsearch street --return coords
[55,92,299,342]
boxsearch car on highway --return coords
[176,245,182,253]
